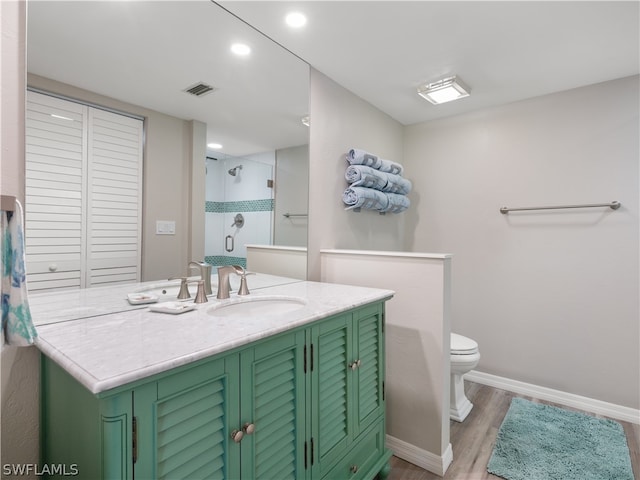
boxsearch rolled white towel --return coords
[342,186,410,213]
[345,165,412,195]
[343,186,389,211]
[347,148,404,175]
[384,191,411,213]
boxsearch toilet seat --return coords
[451,333,478,355]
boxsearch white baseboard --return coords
[386,435,453,476]
[466,370,640,425]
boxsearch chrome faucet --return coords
[216,265,250,299]
[189,261,212,295]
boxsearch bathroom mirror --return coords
[25,0,309,286]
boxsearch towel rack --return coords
[283,213,308,218]
[500,200,620,214]
[1,195,16,212]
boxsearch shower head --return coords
[228,165,243,176]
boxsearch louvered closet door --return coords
[25,91,142,291]
[25,92,87,291]
[240,331,306,480]
[86,108,142,287]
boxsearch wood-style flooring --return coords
[387,381,640,480]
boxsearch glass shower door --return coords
[205,153,274,268]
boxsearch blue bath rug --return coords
[487,398,634,480]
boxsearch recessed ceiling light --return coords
[286,12,307,28]
[207,143,223,149]
[301,115,310,127]
[231,43,251,56]
[417,76,471,105]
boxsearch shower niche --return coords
[205,152,275,268]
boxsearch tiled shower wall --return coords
[204,152,275,268]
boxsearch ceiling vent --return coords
[183,82,215,97]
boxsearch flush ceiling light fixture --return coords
[301,115,310,127]
[417,75,471,105]
[207,143,223,150]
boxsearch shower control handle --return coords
[230,213,244,228]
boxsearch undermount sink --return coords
[208,295,307,318]
[134,282,197,302]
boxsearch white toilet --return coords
[450,333,480,422]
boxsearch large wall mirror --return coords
[25,0,309,290]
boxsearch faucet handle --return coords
[238,275,250,296]
[189,280,208,304]
[169,276,190,300]
[237,271,255,296]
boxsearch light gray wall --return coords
[26,74,205,282]
[404,75,640,409]
[0,2,37,471]
[188,120,207,264]
[307,69,405,280]
[274,144,309,247]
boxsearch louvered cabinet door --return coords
[134,356,241,480]
[311,312,353,477]
[239,330,307,480]
[352,303,385,437]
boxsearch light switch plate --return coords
[156,220,175,235]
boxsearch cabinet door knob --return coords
[350,465,358,473]
[242,423,255,435]
[49,264,58,272]
[230,429,244,443]
[349,359,361,370]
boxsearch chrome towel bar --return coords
[283,213,308,218]
[500,201,620,214]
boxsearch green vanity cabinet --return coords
[41,360,136,479]
[236,329,308,479]
[132,354,243,479]
[311,303,388,479]
[40,301,391,479]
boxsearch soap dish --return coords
[149,302,196,315]
[127,293,159,305]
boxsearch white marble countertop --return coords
[29,273,301,326]
[32,276,393,395]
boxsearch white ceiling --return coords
[27,0,310,157]
[27,1,639,156]
[220,1,640,125]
